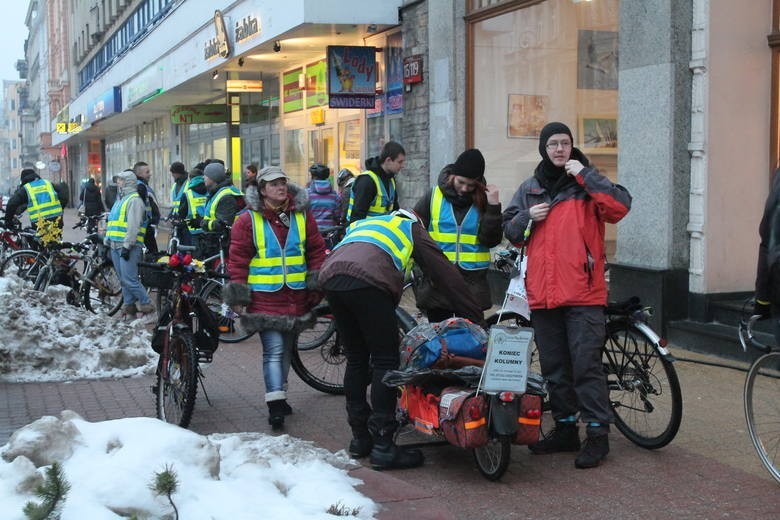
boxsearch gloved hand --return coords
[754,299,772,320]
[188,217,203,228]
[120,247,131,261]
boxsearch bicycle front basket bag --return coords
[190,297,220,353]
[139,252,175,290]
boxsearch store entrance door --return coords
[308,127,335,178]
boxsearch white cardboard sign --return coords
[481,325,534,393]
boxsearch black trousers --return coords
[325,286,401,440]
[531,306,613,429]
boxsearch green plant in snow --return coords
[150,464,179,520]
[23,462,71,520]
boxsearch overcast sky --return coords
[0,3,31,84]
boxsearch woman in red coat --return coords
[223,166,327,429]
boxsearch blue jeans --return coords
[110,246,151,306]
[259,329,294,402]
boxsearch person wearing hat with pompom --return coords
[412,148,503,322]
[503,121,632,469]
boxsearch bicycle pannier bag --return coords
[513,393,543,445]
[438,387,489,449]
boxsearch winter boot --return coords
[121,303,137,319]
[575,431,609,469]
[528,421,581,454]
[267,400,286,430]
[280,399,293,416]
[370,441,424,470]
[137,302,156,315]
[348,427,373,459]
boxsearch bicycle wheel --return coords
[199,281,253,343]
[82,262,123,316]
[604,322,682,449]
[0,250,45,284]
[472,434,512,481]
[291,307,416,395]
[294,303,337,351]
[744,351,780,484]
[157,331,199,428]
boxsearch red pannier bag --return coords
[438,387,489,449]
[401,385,441,434]
[513,393,543,445]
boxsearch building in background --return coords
[0,81,23,194]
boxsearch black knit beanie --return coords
[538,122,574,160]
[450,148,486,180]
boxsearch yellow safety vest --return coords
[346,171,396,221]
[335,215,413,272]
[247,210,308,291]
[23,179,63,223]
[429,187,490,270]
[106,193,147,245]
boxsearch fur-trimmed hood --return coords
[244,183,310,213]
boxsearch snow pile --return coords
[0,276,156,382]
[0,412,375,519]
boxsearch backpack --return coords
[400,317,488,371]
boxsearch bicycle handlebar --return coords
[738,315,773,354]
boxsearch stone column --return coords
[610,0,693,332]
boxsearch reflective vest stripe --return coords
[346,171,395,220]
[171,182,185,213]
[106,193,147,244]
[336,215,413,272]
[184,186,207,234]
[203,185,242,229]
[428,187,490,270]
[23,180,62,222]
[247,211,307,292]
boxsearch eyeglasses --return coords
[545,140,572,150]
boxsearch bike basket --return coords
[139,265,175,290]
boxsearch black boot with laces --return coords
[575,433,609,469]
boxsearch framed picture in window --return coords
[507,94,548,138]
[577,30,618,90]
[578,115,618,154]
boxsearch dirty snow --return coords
[0,275,156,382]
[0,412,375,519]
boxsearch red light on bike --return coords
[181,283,193,293]
[182,254,192,265]
[169,254,181,267]
[658,338,668,348]
[498,391,515,402]
[525,408,542,419]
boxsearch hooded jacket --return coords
[222,183,328,333]
[502,159,631,310]
[107,170,148,250]
[306,179,340,230]
[81,179,105,216]
[413,168,503,310]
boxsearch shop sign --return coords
[87,87,121,123]
[55,105,69,124]
[403,55,423,85]
[327,46,377,109]
[127,66,164,107]
[235,15,260,43]
[226,80,264,92]
[305,60,328,108]
[309,108,325,125]
[366,94,384,118]
[386,33,404,114]
[205,9,231,61]
[170,105,271,124]
[171,105,228,124]
[283,68,304,113]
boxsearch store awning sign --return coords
[87,87,121,123]
[283,68,303,113]
[127,66,164,107]
[327,46,376,109]
[170,105,228,124]
[205,9,231,61]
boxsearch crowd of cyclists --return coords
[2,122,633,473]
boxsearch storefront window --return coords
[284,128,306,185]
[338,119,362,175]
[472,0,619,251]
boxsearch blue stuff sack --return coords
[399,318,487,370]
[438,326,487,359]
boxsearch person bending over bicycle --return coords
[223,166,327,430]
[319,209,485,471]
[502,122,632,469]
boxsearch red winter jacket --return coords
[228,183,327,317]
[502,167,631,309]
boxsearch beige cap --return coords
[257,166,288,182]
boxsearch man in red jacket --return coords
[503,122,631,469]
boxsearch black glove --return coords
[120,247,131,261]
[754,299,772,320]
[188,217,203,228]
